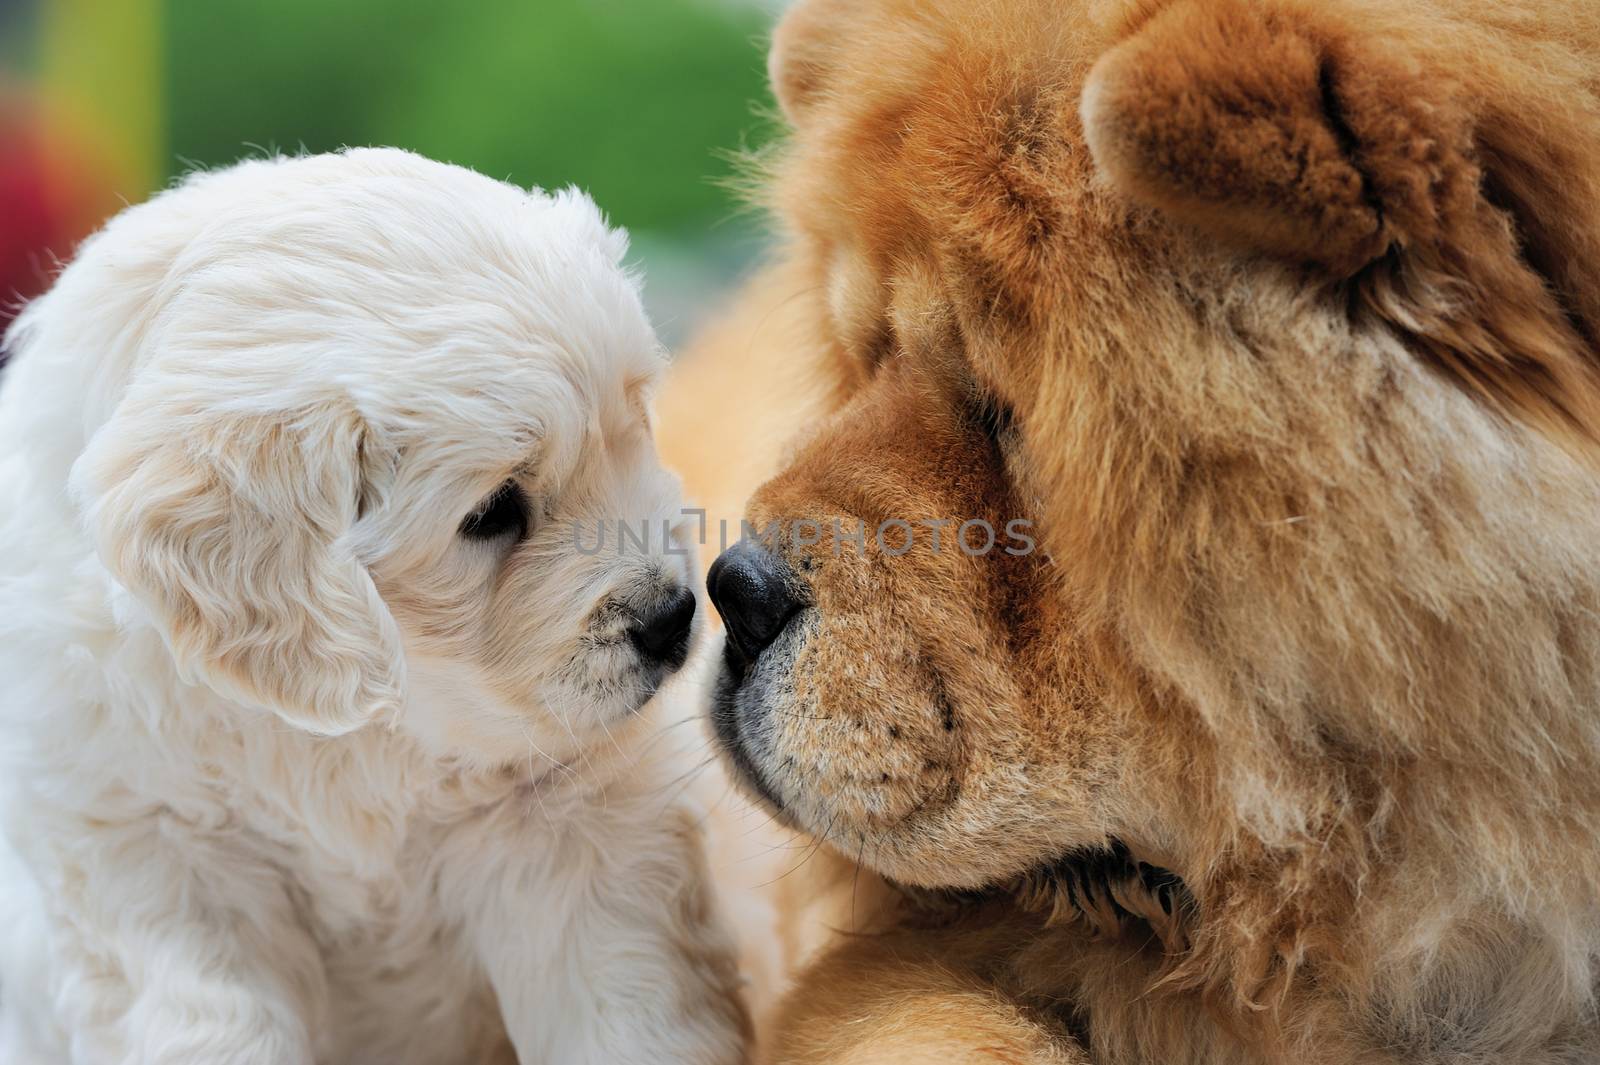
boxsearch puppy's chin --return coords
[396,652,679,772]
[387,657,581,771]
[394,656,554,769]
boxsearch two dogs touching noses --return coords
[9,0,1600,1061]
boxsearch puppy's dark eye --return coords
[459,480,529,542]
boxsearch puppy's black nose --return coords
[707,541,802,660]
[629,587,696,670]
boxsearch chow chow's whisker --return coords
[850,834,870,934]
[649,753,721,823]
[758,813,838,890]
[690,777,737,835]
[638,714,713,756]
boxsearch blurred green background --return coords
[0,0,781,346]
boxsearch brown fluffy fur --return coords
[661,0,1600,1060]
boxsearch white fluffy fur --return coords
[0,149,746,1064]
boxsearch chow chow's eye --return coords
[975,394,1017,444]
[459,480,529,542]
[860,319,896,370]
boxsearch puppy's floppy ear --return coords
[1082,0,1600,447]
[75,394,403,736]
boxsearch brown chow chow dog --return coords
[660,0,1600,1061]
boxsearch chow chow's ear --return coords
[1082,0,1415,275]
[769,0,858,126]
[74,397,404,736]
[1083,0,1600,445]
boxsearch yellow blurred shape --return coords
[40,0,164,201]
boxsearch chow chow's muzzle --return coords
[706,538,811,815]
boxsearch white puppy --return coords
[0,149,747,1064]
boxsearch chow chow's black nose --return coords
[629,586,696,669]
[707,540,802,660]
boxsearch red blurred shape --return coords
[0,95,110,357]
